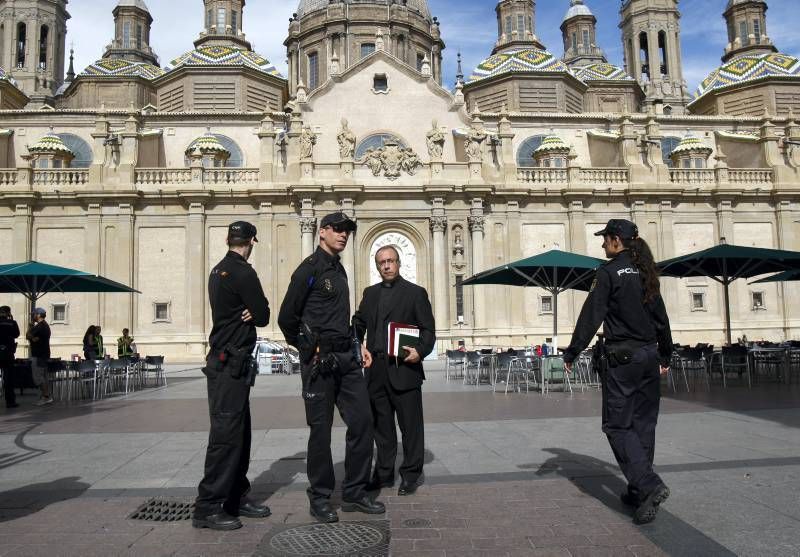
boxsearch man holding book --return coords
[354,245,436,496]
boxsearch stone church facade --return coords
[0,0,798,359]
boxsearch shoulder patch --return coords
[589,278,598,292]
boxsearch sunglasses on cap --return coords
[326,223,352,233]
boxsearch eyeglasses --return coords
[326,224,351,234]
[377,258,398,266]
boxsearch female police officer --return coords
[563,219,673,525]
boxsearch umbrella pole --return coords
[724,281,732,345]
[552,288,558,352]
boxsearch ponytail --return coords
[623,237,661,303]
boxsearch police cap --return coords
[320,212,357,232]
[594,219,638,240]
[228,221,258,242]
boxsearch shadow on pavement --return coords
[527,448,736,557]
[0,476,90,522]
[0,423,49,472]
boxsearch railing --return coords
[0,169,18,186]
[135,168,192,185]
[517,168,568,184]
[32,169,89,186]
[204,168,260,185]
[669,168,716,185]
[579,168,629,185]
[729,168,773,186]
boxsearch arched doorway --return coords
[368,232,418,285]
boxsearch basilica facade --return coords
[0,0,798,359]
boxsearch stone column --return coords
[186,203,206,340]
[255,202,275,335]
[659,200,679,317]
[109,203,135,335]
[507,201,524,333]
[300,217,316,259]
[11,203,32,322]
[118,111,139,189]
[468,206,486,331]
[775,201,795,339]
[430,215,448,332]
[85,203,102,326]
[341,199,356,312]
[258,114,276,184]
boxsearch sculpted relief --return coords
[362,140,421,180]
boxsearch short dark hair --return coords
[227,235,251,248]
[375,245,400,264]
[0,305,10,314]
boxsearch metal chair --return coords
[493,351,528,394]
[143,355,166,387]
[541,356,571,394]
[445,350,465,381]
[749,347,782,385]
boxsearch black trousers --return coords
[1,362,15,406]
[195,362,252,517]
[302,351,373,504]
[370,356,424,485]
[602,343,663,499]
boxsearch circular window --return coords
[57,133,93,168]
[355,133,406,160]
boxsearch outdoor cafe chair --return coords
[541,355,572,394]
[493,351,528,394]
[749,347,784,385]
[708,346,751,388]
[445,350,465,381]
[143,356,166,387]
[463,351,491,386]
[668,348,695,392]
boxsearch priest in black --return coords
[354,245,436,496]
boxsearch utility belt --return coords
[206,344,257,387]
[318,337,352,354]
[604,339,649,368]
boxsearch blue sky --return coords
[68,0,800,96]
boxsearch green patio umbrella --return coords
[463,250,604,346]
[0,261,139,315]
[658,243,800,344]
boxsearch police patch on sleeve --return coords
[589,278,598,292]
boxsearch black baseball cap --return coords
[594,219,639,240]
[228,221,258,242]
[320,212,357,232]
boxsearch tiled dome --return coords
[170,45,282,77]
[187,132,230,156]
[563,0,593,22]
[80,58,164,80]
[533,134,570,155]
[28,132,74,154]
[695,52,800,98]
[468,49,570,83]
[572,62,633,82]
[671,134,712,156]
[296,0,431,19]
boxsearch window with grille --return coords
[751,291,765,311]
[154,302,171,322]
[123,21,131,48]
[373,73,388,92]
[540,296,553,314]
[136,24,142,49]
[308,52,319,90]
[232,11,238,32]
[505,16,512,35]
[361,43,375,58]
[217,8,226,31]
[753,19,761,42]
[739,21,748,44]
[518,15,524,34]
[583,29,590,47]
[51,303,67,324]
[691,292,706,311]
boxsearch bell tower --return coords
[561,0,605,67]
[722,0,776,62]
[103,0,158,66]
[619,0,688,113]
[494,0,545,54]
[196,0,251,50]
[0,0,70,98]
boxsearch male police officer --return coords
[278,212,385,523]
[0,306,20,408]
[563,219,673,525]
[193,221,271,531]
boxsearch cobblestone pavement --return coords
[1,364,798,556]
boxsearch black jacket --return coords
[0,317,20,364]
[564,250,673,366]
[354,276,436,391]
[208,251,270,353]
[278,247,351,348]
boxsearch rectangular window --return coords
[123,21,131,48]
[51,303,67,324]
[571,33,577,52]
[455,275,464,322]
[207,10,212,29]
[136,24,142,49]
[52,159,62,168]
[694,158,704,169]
[540,295,553,314]
[583,29,590,47]
[739,21,748,44]
[154,302,171,322]
[373,73,388,92]
[751,291,765,310]
[307,52,319,90]
[753,19,761,42]
[517,15,525,34]
[691,292,706,311]
[39,25,48,69]
[361,43,375,58]
[682,158,690,169]
[232,11,238,32]
[505,16,512,36]
[217,7,226,31]
[416,53,425,70]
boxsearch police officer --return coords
[193,221,271,531]
[0,306,20,409]
[563,219,673,525]
[278,212,385,523]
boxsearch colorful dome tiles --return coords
[671,135,712,156]
[572,62,633,81]
[695,52,800,98]
[29,132,74,154]
[534,134,570,155]
[469,49,569,83]
[170,46,283,77]
[81,58,165,80]
[187,132,230,156]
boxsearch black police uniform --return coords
[564,249,673,505]
[0,316,20,407]
[278,245,374,507]
[195,239,270,520]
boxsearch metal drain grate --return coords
[402,518,432,528]
[129,498,195,522]
[256,520,390,557]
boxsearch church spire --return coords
[104,0,159,65]
[195,0,251,50]
[66,46,75,81]
[560,0,605,67]
[722,0,777,62]
[493,0,545,54]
